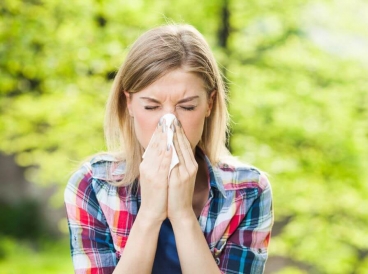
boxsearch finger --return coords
[175,120,196,167]
[156,119,172,176]
[181,126,196,164]
[143,119,166,161]
[168,160,180,184]
[159,141,172,177]
[173,124,185,167]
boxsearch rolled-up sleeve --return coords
[64,164,117,274]
[218,173,273,274]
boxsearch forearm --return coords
[171,212,221,274]
[113,212,162,274]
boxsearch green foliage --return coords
[227,1,368,273]
[0,237,73,274]
[0,0,367,273]
[0,200,45,239]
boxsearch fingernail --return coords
[171,123,176,133]
[175,119,181,127]
[158,117,163,126]
[162,124,166,133]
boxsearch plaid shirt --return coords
[65,152,273,274]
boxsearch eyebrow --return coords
[139,96,200,104]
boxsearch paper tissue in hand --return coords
[142,113,179,173]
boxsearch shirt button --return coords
[215,257,220,265]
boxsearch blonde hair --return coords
[105,24,229,186]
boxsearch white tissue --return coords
[142,114,179,174]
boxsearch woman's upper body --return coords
[64,24,274,274]
[65,149,273,274]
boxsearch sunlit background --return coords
[0,0,367,273]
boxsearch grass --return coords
[0,236,74,274]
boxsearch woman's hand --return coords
[138,121,172,224]
[168,119,198,222]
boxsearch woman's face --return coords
[125,69,214,151]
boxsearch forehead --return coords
[136,69,206,98]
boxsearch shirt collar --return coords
[197,148,227,198]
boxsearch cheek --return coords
[133,112,158,148]
[180,114,205,148]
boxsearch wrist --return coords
[169,209,197,228]
[135,210,165,230]
[138,203,167,223]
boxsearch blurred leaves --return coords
[227,1,368,273]
[0,237,72,273]
[0,200,44,239]
[0,0,367,273]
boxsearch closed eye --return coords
[179,105,196,111]
[144,106,160,110]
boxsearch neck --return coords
[192,152,210,217]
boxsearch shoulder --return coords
[215,155,271,192]
[65,153,127,200]
[89,153,126,182]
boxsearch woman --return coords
[65,24,273,274]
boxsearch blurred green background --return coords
[0,0,367,273]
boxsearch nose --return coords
[160,112,177,122]
[159,109,178,128]
[162,107,178,118]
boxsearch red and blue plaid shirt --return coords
[65,152,273,274]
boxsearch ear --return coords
[206,90,216,117]
[124,91,133,117]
